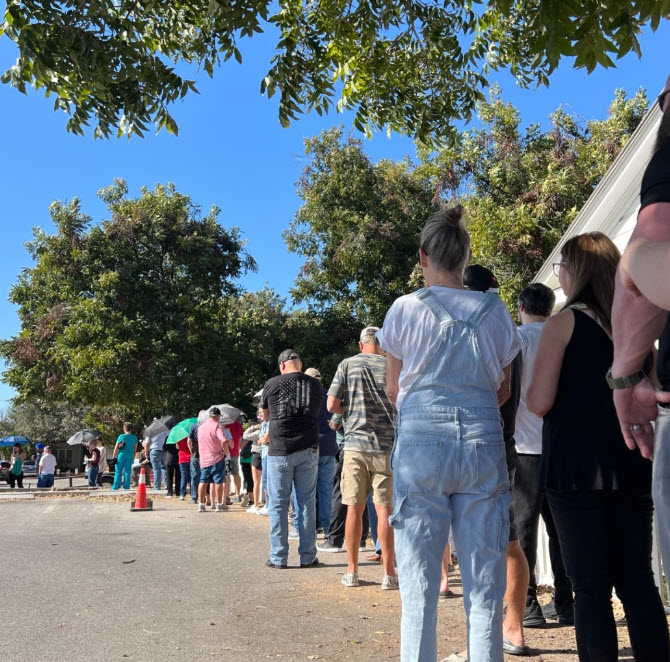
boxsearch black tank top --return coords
[540,309,651,492]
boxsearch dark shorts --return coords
[251,452,263,470]
[200,459,225,485]
[508,467,518,542]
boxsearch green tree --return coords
[6,400,89,445]
[2,1,667,143]
[289,90,649,315]
[420,87,649,307]
[1,180,255,425]
[285,127,437,324]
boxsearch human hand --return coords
[613,377,670,459]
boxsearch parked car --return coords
[23,462,37,476]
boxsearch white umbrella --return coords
[67,429,101,446]
[199,403,240,425]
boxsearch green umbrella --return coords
[166,418,198,445]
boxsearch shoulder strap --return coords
[415,288,454,323]
[467,293,498,326]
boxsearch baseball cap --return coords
[35,443,44,451]
[360,326,380,341]
[463,265,500,294]
[305,367,322,380]
[278,349,301,364]
[209,406,221,417]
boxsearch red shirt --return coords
[176,438,191,464]
[226,421,243,458]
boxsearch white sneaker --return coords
[197,503,206,512]
[216,503,228,512]
[341,572,359,587]
[381,574,399,590]
[179,495,185,500]
[259,506,269,516]
[247,505,259,514]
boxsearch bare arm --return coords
[497,364,511,407]
[385,352,403,408]
[326,396,343,414]
[626,236,670,309]
[527,310,574,418]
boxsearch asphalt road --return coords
[0,497,633,662]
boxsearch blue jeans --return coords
[87,466,99,487]
[190,457,200,502]
[267,447,319,566]
[179,462,191,497]
[150,450,164,489]
[367,490,381,554]
[37,473,54,488]
[112,454,133,490]
[391,407,509,662]
[317,454,335,533]
[261,454,268,504]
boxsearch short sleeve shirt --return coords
[327,354,395,454]
[39,454,57,475]
[261,372,323,456]
[197,419,226,468]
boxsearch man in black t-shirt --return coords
[260,349,323,569]
[612,73,670,578]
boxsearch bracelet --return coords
[606,368,647,390]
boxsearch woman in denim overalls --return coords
[378,205,516,662]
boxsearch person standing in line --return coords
[196,407,229,512]
[248,409,267,514]
[9,442,25,489]
[378,206,518,662]
[34,443,44,473]
[187,415,203,505]
[305,367,338,536]
[528,232,670,662]
[164,441,181,498]
[112,422,137,491]
[86,440,100,487]
[239,427,255,508]
[261,349,323,569]
[326,327,398,590]
[148,430,167,492]
[318,413,370,553]
[96,436,108,486]
[37,445,58,489]
[224,419,244,504]
[176,436,191,500]
[513,284,574,627]
[611,74,670,588]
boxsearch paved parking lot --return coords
[0,497,635,661]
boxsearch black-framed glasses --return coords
[552,261,565,277]
[659,89,670,113]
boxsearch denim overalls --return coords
[390,288,510,662]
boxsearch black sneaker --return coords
[541,599,558,619]
[300,557,320,568]
[523,599,547,628]
[265,559,287,569]
[557,607,575,626]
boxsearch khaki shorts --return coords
[341,450,393,507]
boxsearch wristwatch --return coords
[606,368,647,390]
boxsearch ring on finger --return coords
[631,424,643,431]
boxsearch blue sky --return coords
[0,23,669,406]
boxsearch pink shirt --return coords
[198,419,227,468]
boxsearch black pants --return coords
[8,473,23,488]
[166,463,181,497]
[326,448,368,548]
[547,489,669,662]
[512,454,573,610]
[241,462,253,494]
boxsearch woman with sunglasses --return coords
[529,232,669,662]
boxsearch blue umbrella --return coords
[0,435,31,447]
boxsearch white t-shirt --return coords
[39,453,57,475]
[514,322,545,455]
[377,286,519,410]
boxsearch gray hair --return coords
[360,332,379,346]
[419,204,470,272]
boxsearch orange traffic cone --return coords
[130,467,153,511]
